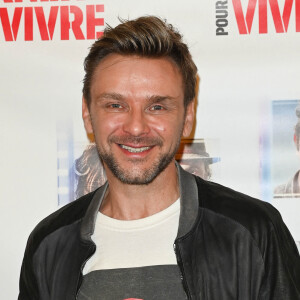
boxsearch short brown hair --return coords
[83,16,197,108]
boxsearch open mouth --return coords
[119,144,151,153]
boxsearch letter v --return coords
[0,7,22,41]
[35,6,58,40]
[232,0,257,34]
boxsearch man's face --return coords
[83,54,194,185]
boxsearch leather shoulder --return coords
[26,189,97,254]
[194,176,283,238]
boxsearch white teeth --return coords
[120,145,151,153]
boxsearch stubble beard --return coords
[96,134,182,185]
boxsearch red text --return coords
[0,4,104,41]
[232,0,300,33]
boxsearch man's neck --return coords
[100,162,180,220]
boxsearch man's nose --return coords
[122,108,150,136]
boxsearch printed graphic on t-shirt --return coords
[77,265,187,300]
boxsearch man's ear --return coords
[182,100,195,138]
[82,97,93,134]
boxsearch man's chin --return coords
[111,169,159,185]
[101,150,177,185]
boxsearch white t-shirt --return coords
[83,198,180,274]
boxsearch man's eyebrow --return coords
[95,93,176,102]
[96,93,124,101]
[146,95,175,103]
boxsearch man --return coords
[19,16,300,300]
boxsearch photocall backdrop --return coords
[1,0,300,298]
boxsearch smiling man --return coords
[19,16,300,300]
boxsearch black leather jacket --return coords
[18,164,300,299]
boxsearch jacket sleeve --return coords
[258,203,300,299]
[18,233,40,300]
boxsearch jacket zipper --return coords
[174,242,192,300]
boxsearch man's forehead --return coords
[96,54,142,71]
[94,53,181,74]
[90,53,184,100]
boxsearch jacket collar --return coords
[80,162,199,241]
[176,162,199,238]
[80,182,109,241]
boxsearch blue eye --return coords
[104,102,126,112]
[105,103,123,110]
[151,105,164,110]
[111,103,122,108]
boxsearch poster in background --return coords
[261,100,300,199]
[272,100,300,198]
